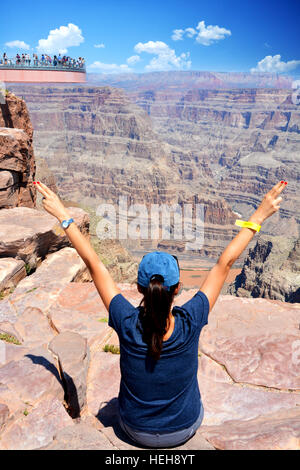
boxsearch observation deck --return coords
[0,59,86,83]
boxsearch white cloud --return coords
[37,23,84,54]
[172,20,231,46]
[251,54,300,73]
[5,40,30,50]
[171,29,184,41]
[126,55,141,65]
[134,40,191,71]
[88,61,132,73]
[94,43,105,48]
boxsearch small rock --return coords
[48,331,90,418]
[0,258,26,293]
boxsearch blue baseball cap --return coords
[137,251,180,290]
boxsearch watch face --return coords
[62,220,68,228]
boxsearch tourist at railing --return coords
[0,52,85,69]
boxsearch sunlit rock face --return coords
[0,92,36,209]
[228,235,300,303]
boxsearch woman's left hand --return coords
[34,181,71,222]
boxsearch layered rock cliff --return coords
[228,235,300,302]
[128,87,300,233]
[8,84,240,261]
[0,92,36,208]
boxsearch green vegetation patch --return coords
[103,344,120,354]
[0,287,15,300]
[0,333,22,345]
[98,317,108,323]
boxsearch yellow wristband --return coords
[235,219,261,232]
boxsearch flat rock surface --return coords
[42,422,116,450]
[0,397,73,450]
[14,307,55,348]
[0,282,299,450]
[198,353,300,426]
[0,345,64,406]
[199,295,300,390]
[199,407,300,450]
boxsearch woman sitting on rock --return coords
[34,180,287,448]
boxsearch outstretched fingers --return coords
[269,180,287,197]
[33,181,48,198]
[34,181,54,199]
[37,181,53,195]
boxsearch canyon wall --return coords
[9,75,300,263]
[120,83,300,245]
[228,235,300,302]
[9,84,240,262]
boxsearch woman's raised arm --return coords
[34,181,120,310]
[200,180,287,312]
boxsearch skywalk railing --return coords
[0,58,86,73]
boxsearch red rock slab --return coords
[11,247,90,299]
[0,298,18,324]
[199,407,300,450]
[0,345,64,405]
[199,295,300,390]
[10,282,65,318]
[0,397,73,450]
[0,342,29,365]
[0,384,25,424]
[49,306,110,349]
[48,283,111,348]
[53,282,107,317]
[86,351,121,418]
[41,422,116,450]
[14,307,56,348]
[198,354,300,426]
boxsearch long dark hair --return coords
[138,256,180,361]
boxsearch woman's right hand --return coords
[34,181,71,222]
[249,180,287,225]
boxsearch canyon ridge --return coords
[8,71,299,265]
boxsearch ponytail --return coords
[139,274,179,361]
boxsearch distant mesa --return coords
[0,53,86,83]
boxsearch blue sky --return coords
[1,0,300,76]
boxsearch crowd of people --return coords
[0,52,85,69]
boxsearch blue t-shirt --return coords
[108,290,210,433]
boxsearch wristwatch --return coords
[60,218,74,229]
